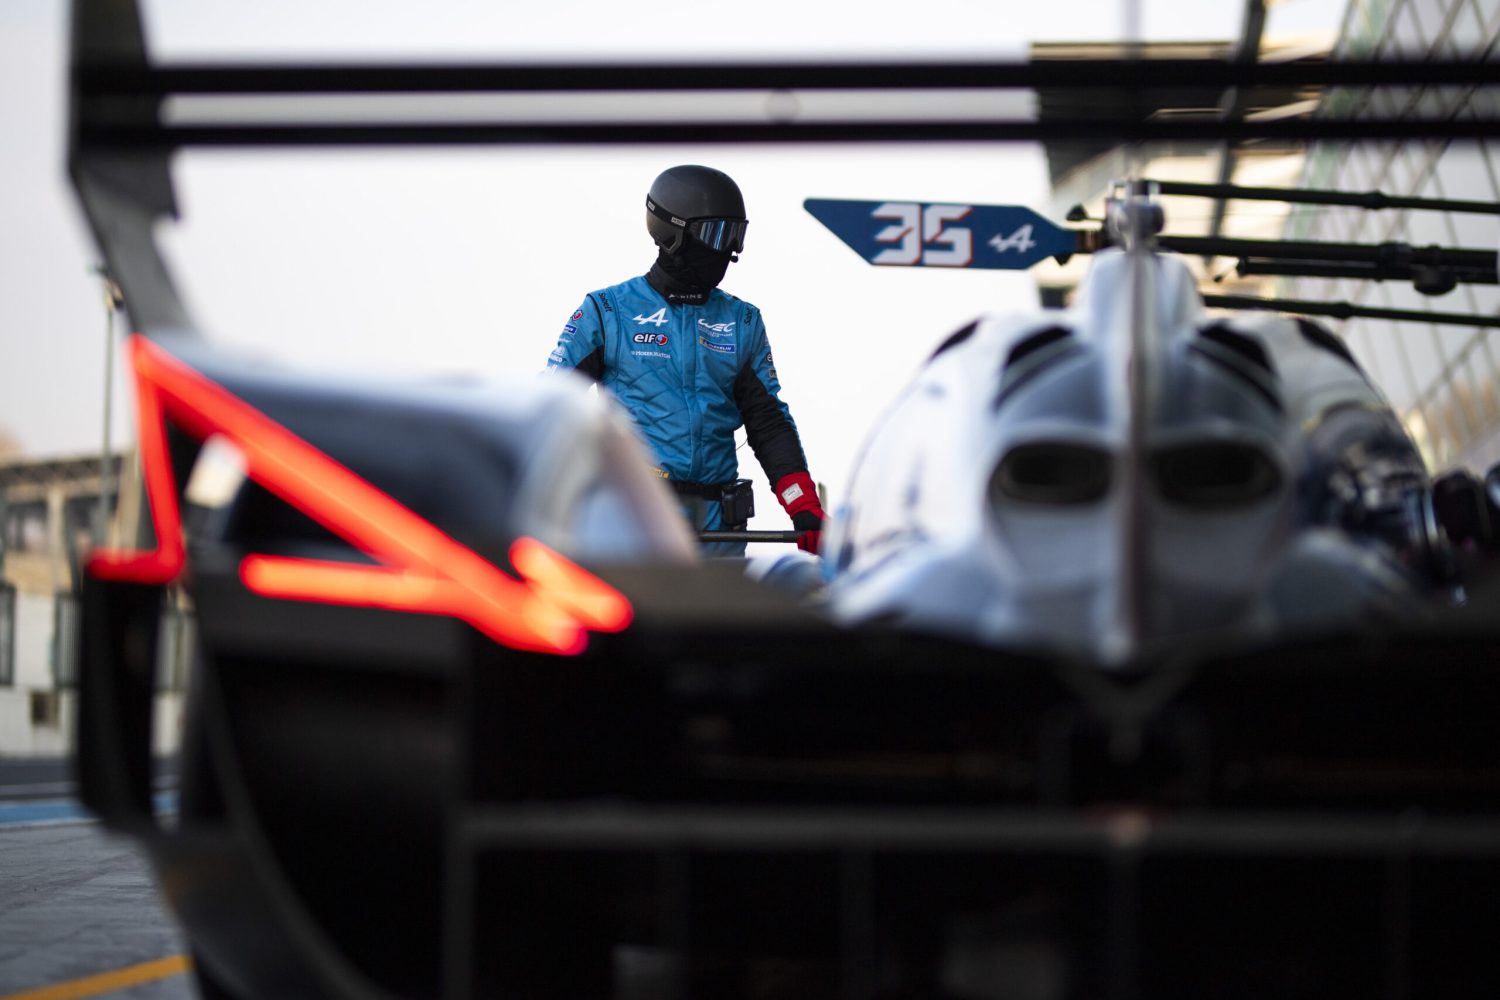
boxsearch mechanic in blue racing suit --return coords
[546,164,825,557]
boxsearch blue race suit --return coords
[546,274,809,554]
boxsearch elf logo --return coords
[633,307,669,327]
[632,333,669,346]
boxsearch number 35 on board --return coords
[870,202,1036,267]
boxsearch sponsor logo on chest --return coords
[697,318,735,337]
[698,336,736,354]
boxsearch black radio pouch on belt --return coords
[719,479,755,529]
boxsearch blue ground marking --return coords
[0,792,177,827]
[0,798,92,825]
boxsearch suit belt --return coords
[667,479,730,501]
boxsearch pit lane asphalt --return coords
[0,759,193,999]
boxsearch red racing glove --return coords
[775,471,826,555]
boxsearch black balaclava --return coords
[646,239,734,305]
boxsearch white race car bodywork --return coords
[825,249,1430,664]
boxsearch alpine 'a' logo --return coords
[633,307,669,327]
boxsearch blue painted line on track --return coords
[0,792,177,827]
[0,799,91,825]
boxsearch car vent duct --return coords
[991,442,1112,505]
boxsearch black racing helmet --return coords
[645,165,748,256]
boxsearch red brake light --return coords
[511,537,633,633]
[90,335,631,655]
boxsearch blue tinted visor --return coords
[687,217,748,254]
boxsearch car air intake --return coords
[1152,442,1281,507]
[995,327,1080,407]
[1190,324,1282,412]
[991,443,1112,505]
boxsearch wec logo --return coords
[697,319,735,336]
[632,333,669,346]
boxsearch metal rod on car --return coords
[699,530,802,544]
[1156,235,1498,272]
[1202,294,1500,329]
[94,267,122,551]
[1151,180,1500,216]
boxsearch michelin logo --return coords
[699,336,736,354]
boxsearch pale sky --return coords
[0,0,1346,520]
